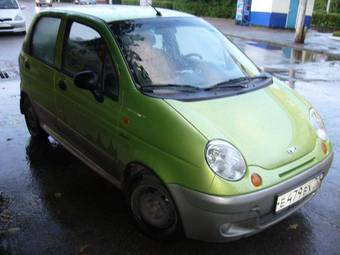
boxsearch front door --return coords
[55,20,121,178]
[286,0,299,29]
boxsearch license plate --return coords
[275,175,322,213]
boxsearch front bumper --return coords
[168,152,333,242]
[0,20,26,33]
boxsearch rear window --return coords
[31,17,61,65]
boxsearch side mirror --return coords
[74,71,104,103]
[74,70,98,90]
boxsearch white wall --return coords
[251,0,273,13]
[251,0,314,15]
[306,0,315,16]
[271,0,290,13]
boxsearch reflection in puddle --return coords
[232,38,340,88]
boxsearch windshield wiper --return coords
[204,75,271,91]
[140,84,202,93]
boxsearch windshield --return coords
[0,0,18,9]
[110,17,260,89]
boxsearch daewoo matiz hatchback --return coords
[19,6,333,242]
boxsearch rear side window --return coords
[31,17,61,65]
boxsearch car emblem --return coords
[287,146,297,154]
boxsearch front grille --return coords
[0,18,12,22]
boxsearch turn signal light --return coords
[251,173,262,187]
[123,117,130,125]
[321,142,327,154]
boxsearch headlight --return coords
[309,108,328,141]
[205,140,246,181]
[14,14,23,21]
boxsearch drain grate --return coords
[0,69,18,80]
[0,71,10,79]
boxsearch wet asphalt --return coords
[1,2,340,255]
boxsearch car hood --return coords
[0,9,20,19]
[165,82,317,170]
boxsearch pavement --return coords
[205,17,340,57]
[0,2,340,255]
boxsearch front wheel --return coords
[127,173,182,240]
[23,97,48,139]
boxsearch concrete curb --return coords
[329,35,340,41]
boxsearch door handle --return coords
[24,60,30,70]
[58,80,67,91]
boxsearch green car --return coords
[19,5,333,242]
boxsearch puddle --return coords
[232,38,340,65]
[231,38,340,88]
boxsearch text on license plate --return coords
[275,175,323,212]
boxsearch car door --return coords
[55,19,121,179]
[20,15,62,132]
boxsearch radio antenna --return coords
[150,4,162,16]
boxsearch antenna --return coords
[149,3,162,16]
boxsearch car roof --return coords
[50,5,193,23]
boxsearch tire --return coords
[126,172,182,240]
[23,97,48,139]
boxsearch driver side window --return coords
[63,21,118,99]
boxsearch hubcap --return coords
[136,187,176,229]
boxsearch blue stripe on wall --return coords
[305,16,312,28]
[250,12,272,27]
[250,12,312,29]
[270,13,287,28]
[250,12,287,28]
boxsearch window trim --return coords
[29,15,62,68]
[61,18,119,101]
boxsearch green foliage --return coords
[173,0,236,19]
[314,0,327,12]
[312,12,340,30]
[314,0,340,13]
[333,31,340,36]
[121,0,236,18]
[121,0,141,5]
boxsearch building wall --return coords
[249,0,314,29]
[271,0,290,13]
[306,0,315,16]
[250,0,273,13]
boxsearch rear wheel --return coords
[127,172,182,240]
[23,97,48,139]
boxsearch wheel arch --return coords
[122,161,165,190]
[20,91,29,114]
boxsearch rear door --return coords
[55,19,121,178]
[20,15,62,132]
